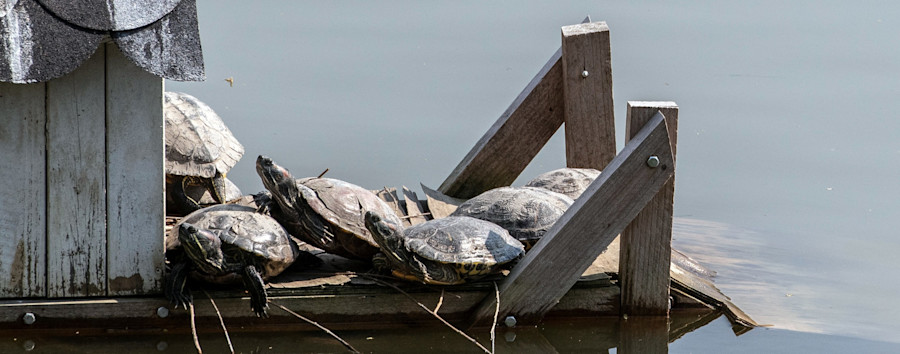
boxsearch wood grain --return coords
[421,183,465,219]
[401,186,428,225]
[105,43,166,296]
[619,103,679,315]
[46,46,107,297]
[561,22,615,169]
[0,82,47,298]
[468,113,674,327]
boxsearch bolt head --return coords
[581,70,589,78]
[22,312,35,325]
[646,155,660,168]
[157,307,169,318]
[504,315,517,327]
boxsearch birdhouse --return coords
[0,0,205,298]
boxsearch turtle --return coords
[164,91,244,216]
[165,204,302,317]
[255,155,402,260]
[364,211,525,285]
[450,186,574,250]
[524,167,601,199]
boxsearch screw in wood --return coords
[581,70,589,78]
[646,155,660,168]
[157,306,169,318]
[23,312,35,325]
[504,315,517,327]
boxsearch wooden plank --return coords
[105,43,165,296]
[46,46,107,297]
[561,21,615,169]
[619,103,679,315]
[438,48,565,199]
[420,183,465,219]
[401,186,428,225]
[0,82,47,298]
[468,112,674,327]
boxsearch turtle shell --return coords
[451,187,573,249]
[295,177,402,259]
[525,168,601,199]
[402,216,524,268]
[170,204,298,283]
[164,91,244,178]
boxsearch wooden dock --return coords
[0,18,757,340]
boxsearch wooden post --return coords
[105,43,165,295]
[467,113,674,327]
[619,102,678,316]
[46,46,108,297]
[0,82,47,298]
[618,316,669,354]
[561,22,615,169]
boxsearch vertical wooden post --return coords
[106,43,165,295]
[46,46,108,297]
[619,102,678,316]
[561,22,615,170]
[618,316,670,354]
[0,82,47,298]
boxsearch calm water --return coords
[160,0,900,352]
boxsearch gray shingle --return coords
[0,0,104,83]
[112,0,204,82]
[37,0,182,31]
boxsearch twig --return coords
[189,302,202,354]
[399,212,432,220]
[204,290,234,354]
[491,282,500,354]
[359,275,490,354]
[271,301,360,353]
[317,168,330,178]
[433,290,444,313]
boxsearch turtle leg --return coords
[240,264,268,318]
[207,172,229,204]
[165,261,193,309]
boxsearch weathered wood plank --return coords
[46,46,107,297]
[0,82,47,298]
[561,21,615,169]
[438,48,565,199]
[401,186,428,225]
[468,112,674,327]
[421,184,465,219]
[105,43,165,296]
[620,103,679,316]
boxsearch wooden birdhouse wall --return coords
[0,43,165,298]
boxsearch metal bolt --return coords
[646,155,660,168]
[581,70,589,78]
[23,312,35,325]
[504,315,517,327]
[504,331,517,342]
[157,307,169,318]
[23,339,35,351]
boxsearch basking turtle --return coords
[164,91,244,215]
[166,204,301,317]
[525,168,601,199]
[364,212,525,285]
[255,155,402,260]
[450,186,574,250]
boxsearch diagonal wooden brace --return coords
[467,111,674,328]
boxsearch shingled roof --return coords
[0,0,205,83]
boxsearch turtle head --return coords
[364,211,409,265]
[256,155,300,211]
[178,223,226,275]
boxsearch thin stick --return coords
[399,212,432,220]
[271,301,360,353]
[360,275,490,354]
[317,168,330,178]
[491,282,500,354]
[203,290,234,354]
[189,302,202,354]
[433,289,444,313]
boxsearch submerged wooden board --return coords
[105,43,166,296]
[0,82,47,298]
[468,113,674,326]
[561,21,616,169]
[620,106,679,316]
[46,46,108,297]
